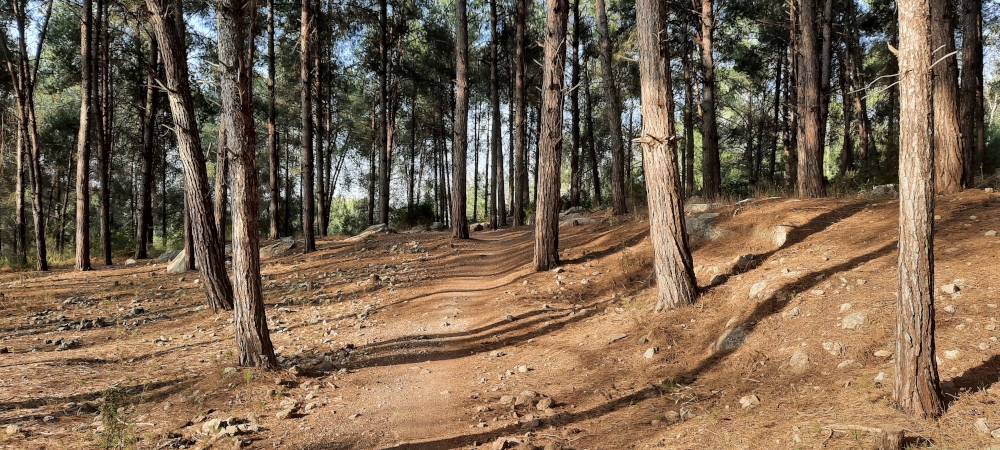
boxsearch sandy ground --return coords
[1,191,1000,450]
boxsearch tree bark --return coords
[959,0,981,186]
[699,0,721,199]
[76,0,93,270]
[838,47,853,175]
[216,0,278,368]
[512,0,528,225]
[569,0,581,207]
[583,56,601,204]
[894,0,944,418]
[796,0,825,197]
[595,0,626,214]
[136,35,158,260]
[452,0,470,238]
[146,0,234,312]
[378,0,390,225]
[931,0,963,194]
[267,0,279,239]
[682,30,695,197]
[301,0,316,250]
[214,121,228,254]
[637,0,697,310]
[533,0,568,271]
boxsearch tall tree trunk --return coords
[136,35,158,259]
[786,8,798,186]
[595,0,627,214]
[267,0,279,239]
[512,0,528,225]
[637,0,696,310]
[408,91,416,208]
[895,0,943,418]
[931,0,963,194]
[533,0,568,271]
[489,0,501,228]
[699,0,721,199]
[846,0,872,164]
[452,0,470,238]
[301,0,316,249]
[76,0,93,270]
[583,56,601,204]
[95,0,111,266]
[682,31,695,197]
[817,0,832,161]
[770,57,781,181]
[569,0,581,207]
[838,48,853,175]
[796,0,825,197]
[146,0,234,312]
[14,131,26,266]
[959,0,981,186]
[214,122,228,254]
[378,0,390,225]
[216,0,278,368]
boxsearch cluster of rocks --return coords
[54,317,110,332]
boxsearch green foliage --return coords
[393,202,435,229]
[99,385,137,450]
[328,197,369,236]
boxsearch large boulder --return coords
[429,222,447,231]
[558,213,595,227]
[156,249,181,263]
[260,238,297,259]
[166,250,191,274]
[345,224,397,242]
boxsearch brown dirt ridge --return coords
[1,190,999,449]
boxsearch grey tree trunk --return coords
[594,0,626,214]
[512,0,528,225]
[76,0,93,270]
[301,0,316,250]
[268,0,280,239]
[452,0,470,238]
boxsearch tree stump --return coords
[878,426,904,450]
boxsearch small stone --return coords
[782,307,800,319]
[202,418,223,435]
[514,390,538,406]
[222,367,239,375]
[941,284,960,294]
[42,415,54,423]
[664,411,680,422]
[739,394,760,409]
[987,324,997,331]
[810,289,825,296]
[822,342,844,356]
[986,188,995,193]
[749,281,768,299]
[874,350,892,358]
[789,350,809,372]
[551,267,564,273]
[349,413,361,420]
[979,343,991,350]
[992,428,1000,440]
[517,365,528,373]
[874,372,887,381]
[944,305,957,314]
[944,349,961,359]
[536,397,553,410]
[836,359,856,369]
[6,425,19,435]
[644,347,659,359]
[841,312,867,330]
[839,303,852,312]
[975,418,991,434]
[275,408,294,420]
[499,395,514,405]
[489,350,506,358]
[856,279,867,286]
[987,230,998,237]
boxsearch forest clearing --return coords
[2,192,1000,449]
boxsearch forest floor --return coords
[2,191,1000,450]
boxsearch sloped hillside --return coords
[0,190,998,450]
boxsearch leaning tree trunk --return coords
[796,0,825,197]
[533,0,568,271]
[76,0,93,271]
[300,0,315,251]
[216,0,278,369]
[894,0,944,418]
[931,0,963,194]
[146,0,233,312]
[595,0,626,214]
[636,0,697,310]
[700,0,721,200]
[451,0,470,239]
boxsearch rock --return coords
[686,213,725,240]
[822,342,844,356]
[715,325,747,353]
[841,312,867,330]
[992,428,1000,440]
[944,305,957,313]
[643,347,659,359]
[492,437,518,450]
[748,281,768,300]
[275,408,295,420]
[514,390,538,407]
[873,350,892,358]
[789,350,810,372]
[840,303,852,312]
[941,284,960,294]
[559,214,595,227]
[987,188,995,193]
[260,239,297,259]
[6,425,19,435]
[551,267,565,273]
[874,372,887,381]
[664,411,680,422]
[872,184,898,196]
[709,274,727,286]
[988,324,997,331]
[430,222,447,231]
[166,249,191,274]
[739,394,760,409]
[944,349,961,359]
[536,397,553,410]
[836,359,856,369]
[472,223,485,232]
[987,230,998,237]
[124,258,137,266]
[977,418,993,434]
[499,395,514,405]
[733,254,755,269]
[810,289,825,296]
[156,249,181,263]
[222,367,239,375]
[782,307,800,319]
[684,203,722,213]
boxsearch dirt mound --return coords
[1,191,998,449]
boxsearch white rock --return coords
[749,281,768,299]
[822,342,844,356]
[986,230,998,237]
[644,347,659,359]
[944,349,961,359]
[836,359,856,369]
[873,350,892,358]
[841,312,867,330]
[810,289,825,296]
[739,394,760,409]
[975,418,991,434]
[944,305,957,314]
[941,283,960,294]
[789,350,810,372]
[782,307,800,319]
[839,303,852,312]
[874,372,888,381]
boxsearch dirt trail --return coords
[2,191,1000,449]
